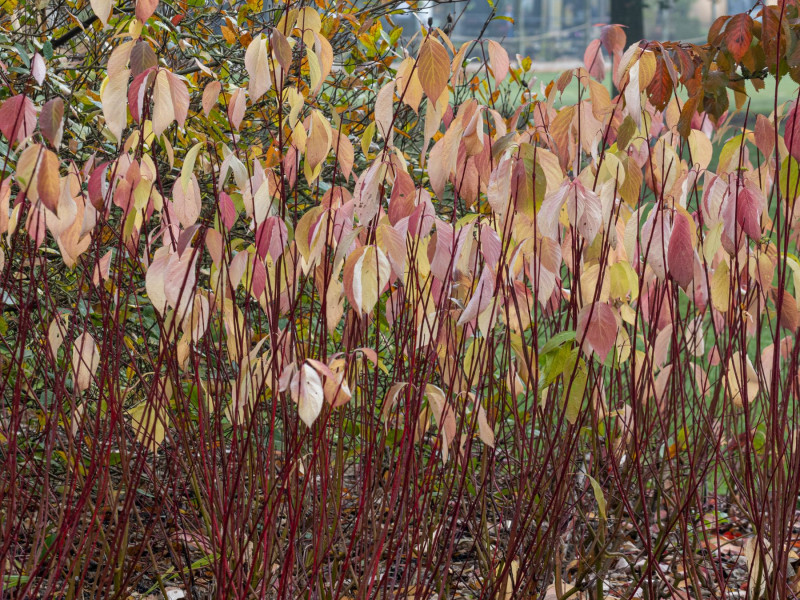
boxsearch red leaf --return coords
[0,95,36,145]
[577,302,620,363]
[668,211,695,288]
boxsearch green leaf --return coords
[563,358,587,425]
[540,331,576,355]
[587,475,607,520]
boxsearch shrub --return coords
[2,0,800,598]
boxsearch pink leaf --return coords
[787,100,800,164]
[0,95,36,145]
[136,0,158,22]
[218,192,237,229]
[457,268,495,325]
[583,39,605,81]
[667,211,694,288]
[735,185,762,240]
[577,302,620,362]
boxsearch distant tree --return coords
[610,0,643,46]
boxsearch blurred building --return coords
[427,0,749,62]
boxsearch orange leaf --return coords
[37,149,60,214]
[417,37,450,102]
[725,13,753,62]
[487,40,509,86]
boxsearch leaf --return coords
[754,113,774,158]
[128,398,168,453]
[352,160,383,224]
[295,363,324,427]
[458,268,496,325]
[487,40,509,85]
[735,185,763,240]
[375,82,394,142]
[145,251,170,315]
[90,0,112,25]
[244,34,272,102]
[72,332,99,392]
[39,98,64,149]
[228,88,247,131]
[725,13,753,62]
[130,41,157,77]
[172,173,201,228]
[93,250,113,286]
[32,53,46,85]
[305,110,332,174]
[152,70,174,137]
[477,402,495,448]
[425,384,456,459]
[624,60,641,127]
[487,153,513,214]
[47,314,68,357]
[0,95,37,145]
[786,101,800,165]
[202,81,221,117]
[37,149,60,214]
[417,37,450,102]
[343,245,391,315]
[668,210,695,288]
[136,0,158,22]
[710,261,731,313]
[576,302,620,362]
[271,28,293,72]
[584,39,605,81]
[563,358,587,425]
[587,475,607,520]
[166,71,189,129]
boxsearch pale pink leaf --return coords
[577,302,620,362]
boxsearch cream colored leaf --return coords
[72,332,99,392]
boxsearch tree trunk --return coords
[610,0,644,46]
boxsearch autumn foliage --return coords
[3,0,800,597]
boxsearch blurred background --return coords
[391,0,752,63]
